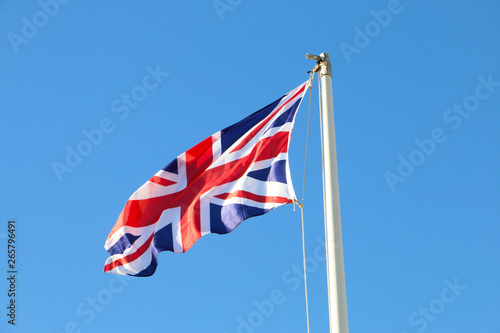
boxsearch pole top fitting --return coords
[306,52,332,76]
[306,53,322,61]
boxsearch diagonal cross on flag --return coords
[104,81,309,276]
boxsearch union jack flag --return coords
[104,81,309,276]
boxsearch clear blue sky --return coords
[1,1,499,332]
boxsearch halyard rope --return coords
[296,70,316,333]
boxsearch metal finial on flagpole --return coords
[306,53,322,61]
[306,52,349,333]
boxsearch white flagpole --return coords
[306,52,349,333]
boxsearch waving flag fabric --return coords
[104,81,309,276]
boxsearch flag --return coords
[104,81,309,276]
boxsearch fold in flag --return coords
[104,81,309,276]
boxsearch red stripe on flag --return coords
[231,84,305,153]
[252,132,289,163]
[185,136,215,177]
[150,176,176,187]
[215,191,292,204]
[106,195,171,241]
[178,135,219,252]
[179,199,201,252]
[104,233,155,272]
